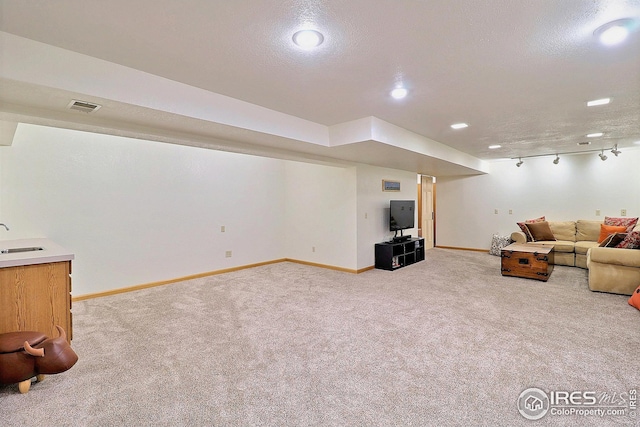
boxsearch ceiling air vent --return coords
[67,100,102,113]
[577,141,591,146]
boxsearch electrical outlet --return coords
[225,250,232,258]
[595,209,601,216]
[312,246,316,252]
[221,226,226,232]
[494,209,498,214]
[365,212,368,219]
[509,209,513,215]
[621,209,627,216]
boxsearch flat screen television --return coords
[389,200,415,232]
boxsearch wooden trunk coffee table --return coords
[501,243,554,281]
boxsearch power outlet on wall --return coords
[225,250,232,258]
[312,246,316,252]
[494,209,498,214]
[595,209,601,216]
[621,209,627,216]
[221,225,226,232]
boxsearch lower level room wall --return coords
[356,165,418,269]
[1,124,288,296]
[1,124,409,295]
[284,161,358,270]
[436,148,640,249]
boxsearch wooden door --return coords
[420,176,435,249]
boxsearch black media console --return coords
[374,237,425,271]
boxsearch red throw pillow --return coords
[616,231,640,250]
[598,224,627,243]
[629,285,640,311]
[605,216,639,233]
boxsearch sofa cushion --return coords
[549,240,576,253]
[605,216,639,233]
[589,246,640,267]
[576,220,602,242]
[629,286,640,311]
[525,221,556,242]
[517,216,545,242]
[598,224,627,243]
[616,231,640,250]
[575,240,599,254]
[548,221,576,242]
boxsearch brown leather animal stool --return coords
[0,326,78,393]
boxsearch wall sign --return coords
[382,180,401,192]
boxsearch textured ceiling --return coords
[0,0,639,172]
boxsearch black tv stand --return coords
[375,237,425,271]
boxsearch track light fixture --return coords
[513,146,621,166]
[611,144,621,156]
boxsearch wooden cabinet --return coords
[0,261,72,342]
[375,238,425,270]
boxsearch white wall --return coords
[436,148,640,249]
[284,162,358,269]
[1,124,411,295]
[1,124,288,295]
[356,165,418,269]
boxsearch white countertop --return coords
[0,238,75,268]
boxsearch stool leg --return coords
[36,374,45,382]
[18,379,31,394]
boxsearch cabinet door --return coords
[0,262,71,341]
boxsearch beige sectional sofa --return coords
[510,220,601,268]
[587,246,640,295]
[510,220,640,295]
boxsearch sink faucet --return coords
[0,224,8,231]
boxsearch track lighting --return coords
[611,144,621,156]
[512,146,622,167]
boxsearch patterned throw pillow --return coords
[605,216,639,233]
[599,232,627,247]
[615,231,640,249]
[517,216,545,242]
[489,234,511,256]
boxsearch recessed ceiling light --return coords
[488,145,501,149]
[390,87,408,99]
[292,29,324,49]
[451,123,468,130]
[587,98,610,107]
[586,132,603,138]
[594,18,635,46]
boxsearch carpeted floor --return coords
[1,249,638,426]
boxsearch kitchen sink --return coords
[0,246,44,254]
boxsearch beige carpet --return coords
[1,249,638,426]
